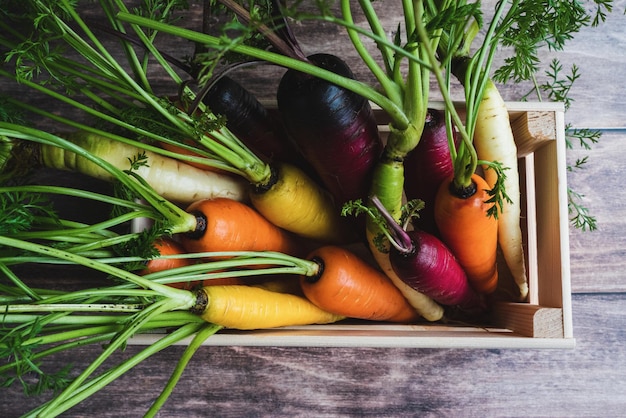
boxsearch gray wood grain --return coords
[0,293,624,417]
[568,130,626,293]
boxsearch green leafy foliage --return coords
[0,319,73,396]
[0,191,59,236]
[493,0,589,84]
[568,187,597,231]
[537,58,599,231]
[482,161,512,220]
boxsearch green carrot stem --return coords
[110,0,185,87]
[145,323,222,417]
[33,297,175,415]
[29,321,207,417]
[0,185,147,211]
[0,262,41,301]
[0,77,236,174]
[0,311,202,328]
[14,212,146,241]
[21,287,158,305]
[1,4,268,178]
[0,124,198,234]
[115,11,410,129]
[356,0,395,77]
[341,0,401,106]
[0,235,194,302]
[16,68,266,182]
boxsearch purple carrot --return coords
[371,196,485,313]
[404,109,456,235]
[277,53,383,206]
[216,1,383,207]
[203,75,308,167]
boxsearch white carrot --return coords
[473,79,528,300]
[41,131,248,204]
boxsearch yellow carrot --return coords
[249,162,355,244]
[473,80,528,300]
[194,285,345,330]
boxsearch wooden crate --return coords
[130,102,575,349]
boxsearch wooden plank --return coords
[0,293,623,417]
[491,302,564,338]
[510,109,559,156]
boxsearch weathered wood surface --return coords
[1,294,625,417]
[1,1,626,417]
[568,130,626,293]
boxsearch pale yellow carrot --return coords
[473,80,528,300]
[42,131,247,204]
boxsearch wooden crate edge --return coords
[492,302,564,338]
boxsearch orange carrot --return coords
[141,238,192,275]
[299,246,420,323]
[179,197,303,257]
[434,173,498,294]
[141,238,204,290]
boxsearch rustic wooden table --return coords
[2,2,626,416]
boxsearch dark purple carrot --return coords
[370,196,485,313]
[202,74,313,172]
[277,52,383,206]
[390,229,485,312]
[404,108,456,235]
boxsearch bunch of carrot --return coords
[0,0,592,414]
[0,0,536,340]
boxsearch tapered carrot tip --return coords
[477,268,498,295]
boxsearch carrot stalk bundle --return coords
[433,3,535,301]
[0,0,349,246]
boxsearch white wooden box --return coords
[131,101,574,349]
